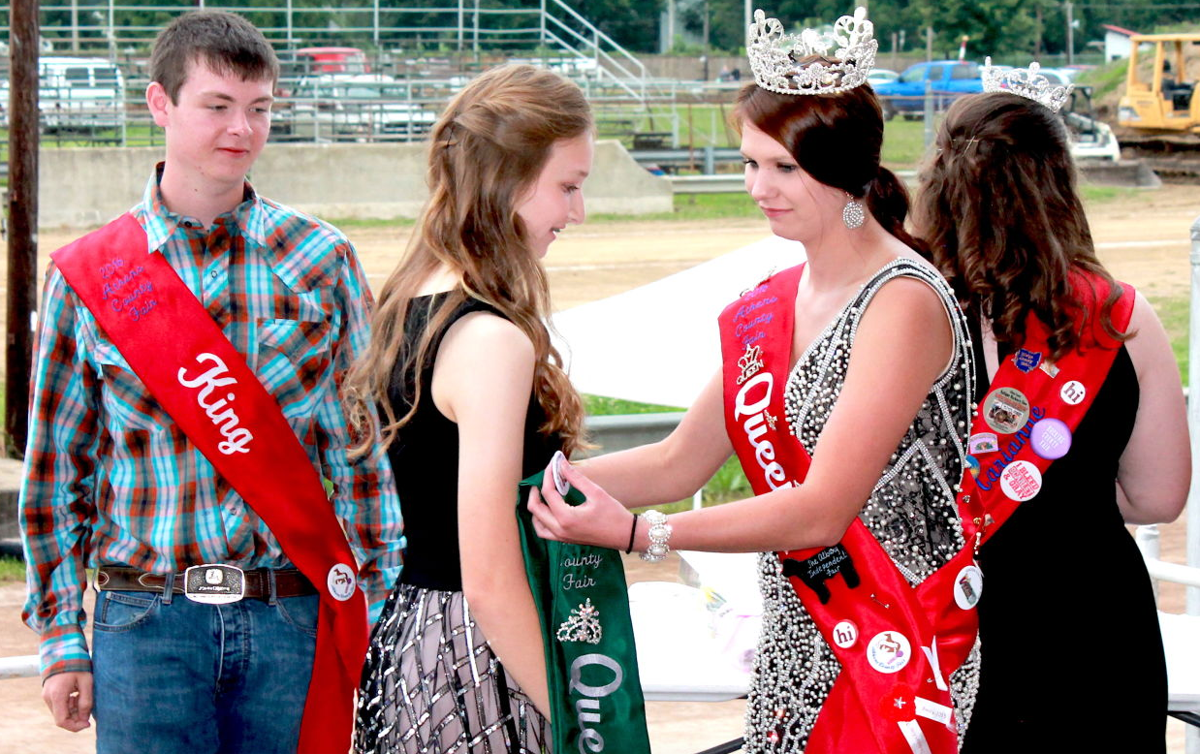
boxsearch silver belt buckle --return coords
[183,564,246,604]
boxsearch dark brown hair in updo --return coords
[734,57,924,254]
[914,92,1129,361]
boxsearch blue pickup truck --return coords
[873,60,984,119]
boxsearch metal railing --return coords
[0,0,664,106]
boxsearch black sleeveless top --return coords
[961,318,1167,753]
[385,293,562,592]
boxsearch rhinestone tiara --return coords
[747,7,877,95]
[981,57,1073,112]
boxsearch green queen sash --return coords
[517,471,651,754]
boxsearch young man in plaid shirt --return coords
[20,11,404,752]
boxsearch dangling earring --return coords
[842,193,865,230]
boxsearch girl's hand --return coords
[528,459,635,551]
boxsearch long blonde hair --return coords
[345,64,591,457]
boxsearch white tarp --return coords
[552,235,806,408]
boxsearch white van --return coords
[37,56,126,133]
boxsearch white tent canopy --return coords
[552,235,806,408]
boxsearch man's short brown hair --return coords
[150,10,279,103]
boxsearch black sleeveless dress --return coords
[961,320,1167,754]
[355,292,558,754]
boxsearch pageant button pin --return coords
[999,460,1042,502]
[1061,380,1086,405]
[327,563,357,601]
[968,432,999,454]
[953,565,984,610]
[1030,418,1072,460]
[831,619,859,649]
[965,454,981,478]
[1013,348,1042,373]
[866,631,911,674]
[982,387,1030,435]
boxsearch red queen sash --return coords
[957,273,1135,552]
[53,213,367,754]
[718,264,1133,754]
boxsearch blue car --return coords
[873,60,984,119]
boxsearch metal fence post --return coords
[923,78,934,148]
[1188,213,1200,754]
[1135,525,1161,603]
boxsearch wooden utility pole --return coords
[1065,1,1075,66]
[7,0,39,454]
[1035,3,1044,60]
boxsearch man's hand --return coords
[42,671,94,732]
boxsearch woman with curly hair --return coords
[915,82,1189,753]
[346,64,593,754]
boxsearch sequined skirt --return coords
[355,583,551,754]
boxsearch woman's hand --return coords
[528,459,637,551]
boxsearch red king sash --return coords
[53,213,368,754]
[719,264,1131,754]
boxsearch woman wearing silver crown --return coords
[915,63,1188,754]
[529,7,986,753]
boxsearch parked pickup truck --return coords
[873,60,983,119]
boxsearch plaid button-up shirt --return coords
[21,168,404,678]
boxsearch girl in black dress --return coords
[344,64,593,754]
[916,85,1190,753]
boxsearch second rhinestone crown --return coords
[981,57,1074,112]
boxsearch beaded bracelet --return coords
[640,509,672,562]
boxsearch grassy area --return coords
[1080,185,1146,204]
[583,394,682,415]
[582,393,749,512]
[594,102,932,164]
[1078,58,1129,102]
[590,191,759,224]
[0,555,24,583]
[881,117,932,167]
[1151,294,1190,384]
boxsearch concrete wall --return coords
[39,138,672,228]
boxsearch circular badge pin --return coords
[831,619,859,649]
[999,460,1042,502]
[866,631,911,674]
[982,387,1030,435]
[1031,418,1072,460]
[953,565,984,610]
[1060,380,1086,405]
[327,563,357,602]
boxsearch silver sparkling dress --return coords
[744,259,981,752]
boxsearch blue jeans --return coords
[92,577,318,754]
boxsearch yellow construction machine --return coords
[1117,33,1200,178]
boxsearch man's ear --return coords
[146,81,171,128]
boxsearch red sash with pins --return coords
[719,265,1133,754]
[957,272,1135,554]
[53,213,368,754]
[720,263,977,754]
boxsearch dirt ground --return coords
[2,184,1198,752]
